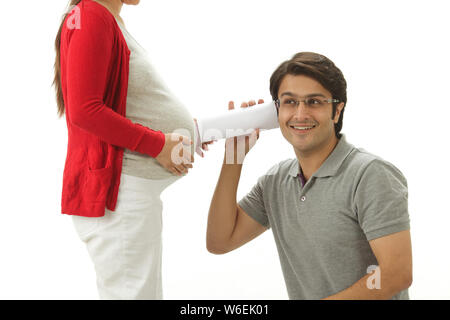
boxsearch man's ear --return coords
[333,102,345,123]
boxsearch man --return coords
[206,52,412,299]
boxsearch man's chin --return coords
[289,138,316,154]
[281,129,317,153]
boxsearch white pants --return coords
[72,173,178,300]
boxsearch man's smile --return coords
[289,124,317,134]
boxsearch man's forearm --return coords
[206,161,243,252]
[323,268,410,300]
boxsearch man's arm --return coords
[206,100,268,254]
[206,162,267,254]
[323,229,413,300]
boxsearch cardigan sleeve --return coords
[65,10,165,158]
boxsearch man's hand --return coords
[224,99,264,165]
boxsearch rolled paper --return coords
[194,101,279,149]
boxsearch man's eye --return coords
[280,99,292,105]
[307,98,321,105]
[285,99,296,105]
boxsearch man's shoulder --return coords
[345,146,407,184]
[347,147,381,169]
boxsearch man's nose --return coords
[293,101,310,117]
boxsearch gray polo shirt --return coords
[238,134,410,300]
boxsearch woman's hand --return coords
[224,99,263,165]
[194,118,216,158]
[155,133,194,176]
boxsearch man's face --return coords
[277,74,344,156]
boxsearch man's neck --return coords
[294,135,340,181]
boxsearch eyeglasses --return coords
[275,97,340,111]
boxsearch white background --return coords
[0,0,449,299]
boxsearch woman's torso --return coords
[116,19,195,181]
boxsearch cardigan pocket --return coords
[84,166,114,203]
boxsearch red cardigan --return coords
[60,0,165,217]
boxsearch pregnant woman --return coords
[53,0,212,299]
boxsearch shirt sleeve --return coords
[353,159,410,241]
[65,10,165,158]
[238,175,270,229]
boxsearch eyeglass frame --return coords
[274,97,340,114]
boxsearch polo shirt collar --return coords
[288,134,355,178]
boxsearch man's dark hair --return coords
[269,52,347,138]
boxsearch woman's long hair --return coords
[53,0,82,118]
